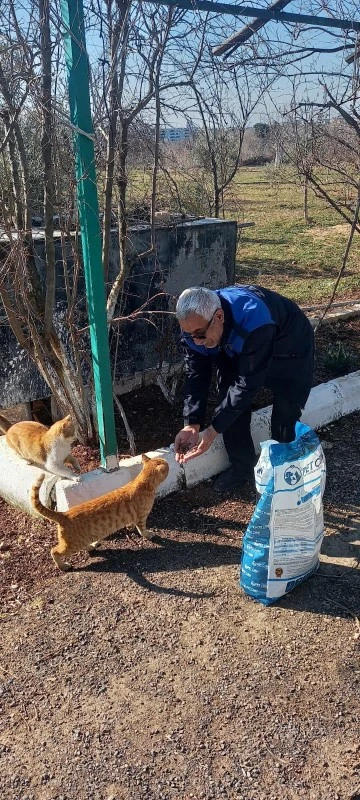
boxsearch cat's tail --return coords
[0,414,12,434]
[30,473,63,523]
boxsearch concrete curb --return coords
[0,370,359,514]
[0,438,59,515]
[55,448,184,512]
[308,304,360,326]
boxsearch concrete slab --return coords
[302,380,344,429]
[336,370,360,415]
[55,448,184,512]
[0,438,59,515]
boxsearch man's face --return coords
[180,309,224,349]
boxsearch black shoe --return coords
[213,465,253,492]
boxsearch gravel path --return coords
[1,414,359,800]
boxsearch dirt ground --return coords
[1,404,360,799]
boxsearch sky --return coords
[85,0,358,127]
[6,0,358,128]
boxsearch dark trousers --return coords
[218,352,314,475]
[222,396,306,474]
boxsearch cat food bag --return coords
[240,422,326,606]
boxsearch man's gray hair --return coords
[176,286,221,321]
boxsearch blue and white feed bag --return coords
[240,422,326,605]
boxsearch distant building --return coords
[160,127,192,143]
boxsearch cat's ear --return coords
[156,463,167,474]
[142,453,150,463]
[61,415,76,438]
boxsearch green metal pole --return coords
[59,0,118,469]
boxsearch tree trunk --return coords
[102,105,118,283]
[214,186,220,218]
[39,0,57,336]
[102,4,123,282]
[0,240,94,442]
[303,175,310,224]
[106,120,129,323]
[150,74,161,251]
[3,111,24,229]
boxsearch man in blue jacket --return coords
[174,285,314,491]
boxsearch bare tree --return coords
[189,61,269,218]
[90,0,204,323]
[273,86,360,233]
[220,0,360,311]
[0,2,94,438]
[0,0,206,439]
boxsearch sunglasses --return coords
[188,311,217,341]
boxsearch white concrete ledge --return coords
[0,370,359,514]
[0,438,59,515]
[55,448,184,512]
[308,304,360,326]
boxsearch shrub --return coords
[323,340,357,377]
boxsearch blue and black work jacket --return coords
[182,285,314,434]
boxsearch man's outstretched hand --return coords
[174,425,200,463]
[174,424,217,464]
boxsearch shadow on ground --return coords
[78,515,359,620]
[281,564,360,620]
[236,257,341,279]
[281,505,360,619]
[80,535,240,599]
[76,439,360,619]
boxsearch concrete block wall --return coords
[0,219,237,408]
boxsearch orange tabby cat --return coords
[30,453,169,571]
[0,413,80,480]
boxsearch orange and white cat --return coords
[0,413,80,480]
[30,453,169,571]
